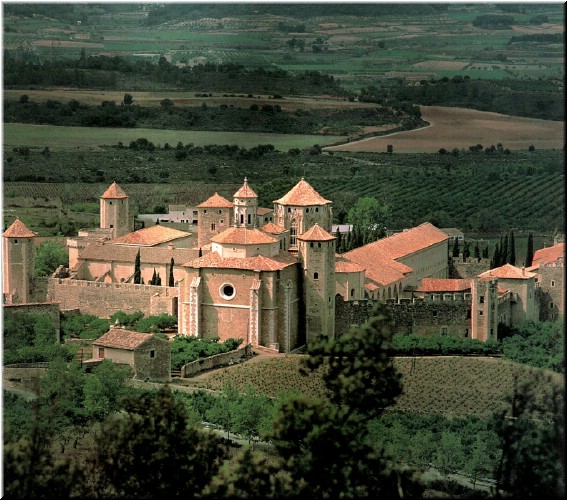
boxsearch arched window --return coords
[290,218,298,247]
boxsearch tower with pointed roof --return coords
[100,181,131,238]
[298,223,336,342]
[273,177,332,250]
[3,219,36,303]
[233,177,258,229]
[196,192,233,249]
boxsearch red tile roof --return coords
[101,182,128,199]
[531,242,564,266]
[478,264,536,280]
[335,254,365,273]
[3,219,36,238]
[257,207,273,216]
[298,224,336,242]
[110,225,191,246]
[197,192,233,208]
[79,244,199,266]
[92,328,152,350]
[416,278,472,293]
[273,177,331,206]
[233,178,258,198]
[211,227,278,245]
[261,222,287,235]
[183,251,299,271]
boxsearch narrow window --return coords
[98,347,105,359]
[149,349,155,359]
[551,280,555,287]
[479,295,484,304]
[314,272,319,280]
[240,214,244,224]
[211,223,216,231]
[248,214,251,224]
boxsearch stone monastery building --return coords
[3,179,563,352]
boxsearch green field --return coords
[3,124,343,151]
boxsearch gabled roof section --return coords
[531,242,564,266]
[273,177,331,206]
[101,181,128,199]
[298,224,335,242]
[197,192,233,209]
[261,222,287,235]
[110,225,190,246]
[416,278,472,293]
[3,218,36,238]
[233,177,258,198]
[92,328,153,350]
[211,227,278,245]
[79,244,198,266]
[183,251,298,271]
[478,264,536,280]
[335,254,365,273]
[257,207,273,216]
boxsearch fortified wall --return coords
[335,296,472,338]
[47,278,179,318]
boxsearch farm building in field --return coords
[6,180,561,351]
[90,326,170,382]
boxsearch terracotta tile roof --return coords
[257,207,273,216]
[3,219,36,238]
[211,227,278,245]
[233,178,258,198]
[261,222,287,235]
[101,182,128,199]
[531,242,564,266]
[298,224,336,242]
[335,254,365,273]
[110,225,191,246]
[416,278,472,293]
[273,177,331,206]
[92,328,152,350]
[478,264,536,280]
[367,223,448,260]
[80,244,199,265]
[183,251,299,271]
[197,192,233,208]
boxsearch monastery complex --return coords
[3,179,564,353]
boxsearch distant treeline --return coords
[368,76,564,121]
[145,3,449,25]
[3,96,422,135]
[3,55,347,96]
[508,33,563,44]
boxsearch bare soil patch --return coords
[325,106,565,153]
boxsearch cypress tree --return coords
[474,242,481,261]
[508,230,516,265]
[452,238,460,258]
[336,230,342,253]
[150,268,157,285]
[198,247,203,257]
[156,273,161,286]
[501,234,508,267]
[134,249,141,284]
[525,232,534,267]
[169,258,175,287]
[491,243,500,269]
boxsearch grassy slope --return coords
[188,355,564,418]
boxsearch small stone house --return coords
[91,327,171,382]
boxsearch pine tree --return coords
[525,232,534,267]
[134,250,141,284]
[168,258,175,287]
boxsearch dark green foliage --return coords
[168,257,175,287]
[88,385,228,498]
[501,320,564,373]
[134,249,141,284]
[452,238,460,257]
[61,312,110,340]
[392,333,501,356]
[109,309,144,327]
[34,240,69,276]
[170,335,243,370]
[492,371,565,498]
[132,313,176,333]
[525,231,534,266]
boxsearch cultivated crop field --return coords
[326,106,565,153]
[188,355,563,418]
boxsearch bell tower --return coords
[3,218,36,304]
[297,224,336,343]
[100,181,131,238]
[233,178,258,228]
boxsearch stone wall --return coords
[335,296,472,338]
[47,278,178,318]
[180,344,253,377]
[3,302,62,341]
[452,258,491,279]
